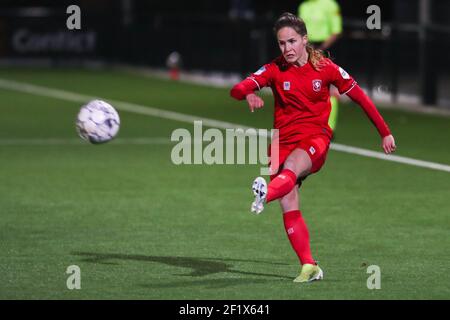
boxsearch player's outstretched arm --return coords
[346,84,396,154]
[230,79,264,112]
[230,78,258,100]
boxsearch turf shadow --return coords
[139,277,284,290]
[72,252,292,280]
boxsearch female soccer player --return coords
[230,12,396,283]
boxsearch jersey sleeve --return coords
[247,63,274,90]
[230,63,275,100]
[346,84,392,138]
[326,61,357,95]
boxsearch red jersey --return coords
[231,55,391,144]
[249,56,354,143]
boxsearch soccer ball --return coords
[76,100,120,144]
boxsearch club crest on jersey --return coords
[312,79,322,92]
[283,81,290,90]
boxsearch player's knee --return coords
[286,149,312,176]
[279,191,298,211]
[284,159,310,178]
[282,158,295,172]
[280,200,298,213]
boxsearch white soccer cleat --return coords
[251,177,267,214]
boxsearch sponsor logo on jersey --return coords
[309,146,316,155]
[283,81,290,90]
[339,67,350,79]
[254,66,266,75]
[312,79,322,92]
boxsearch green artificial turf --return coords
[0,67,448,299]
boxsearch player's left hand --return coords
[382,134,396,154]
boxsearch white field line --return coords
[0,137,173,145]
[0,78,449,173]
[331,143,450,173]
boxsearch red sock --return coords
[283,210,315,265]
[266,169,297,203]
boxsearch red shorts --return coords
[269,134,331,183]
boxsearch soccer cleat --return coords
[251,177,267,214]
[293,264,324,283]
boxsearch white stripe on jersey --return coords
[248,77,261,91]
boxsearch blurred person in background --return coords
[298,0,342,135]
[166,51,182,81]
[230,13,396,283]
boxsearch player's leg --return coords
[266,148,312,202]
[279,189,323,283]
[279,185,299,212]
[280,188,315,266]
[251,135,330,214]
[251,148,311,214]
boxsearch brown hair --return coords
[273,12,326,70]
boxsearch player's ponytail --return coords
[274,12,326,70]
[306,44,327,70]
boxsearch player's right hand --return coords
[246,93,264,112]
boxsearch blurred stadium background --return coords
[0,0,449,300]
[1,0,450,108]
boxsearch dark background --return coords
[0,0,449,107]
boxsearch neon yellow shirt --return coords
[298,0,342,42]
